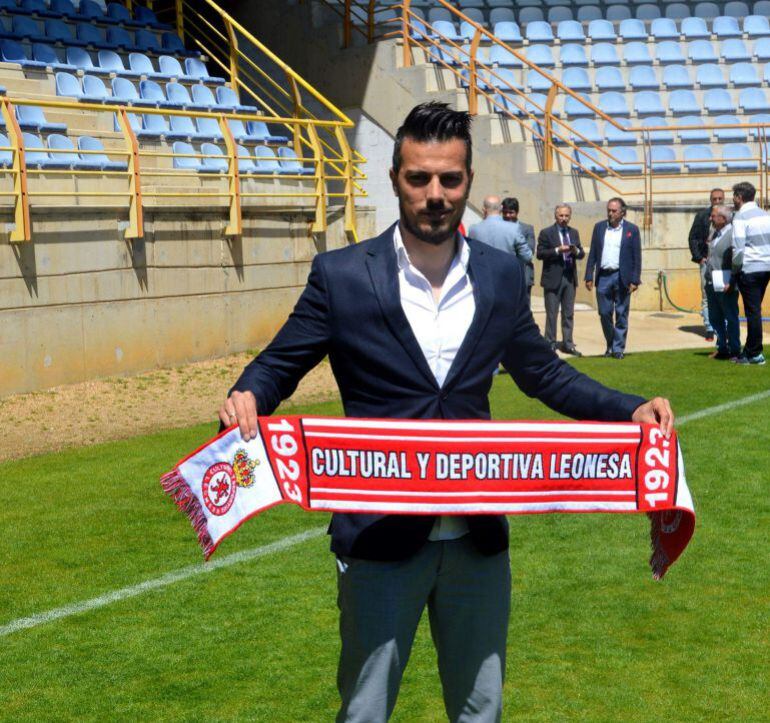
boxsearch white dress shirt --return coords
[601,222,623,270]
[394,225,475,540]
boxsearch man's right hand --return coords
[219,390,259,442]
[585,280,594,291]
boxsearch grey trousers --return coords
[699,262,714,333]
[336,537,511,723]
[543,275,576,346]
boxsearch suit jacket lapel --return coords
[365,225,439,389]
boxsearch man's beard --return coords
[398,199,463,246]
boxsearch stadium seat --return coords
[66,46,94,72]
[744,15,770,37]
[606,6,632,21]
[1,39,46,68]
[740,87,770,112]
[724,1,750,16]
[137,112,171,138]
[106,26,132,50]
[748,113,770,138]
[650,18,679,40]
[216,86,257,113]
[564,92,594,117]
[78,0,105,21]
[165,81,193,107]
[704,88,736,113]
[721,39,751,62]
[657,42,686,64]
[136,29,160,53]
[730,63,760,87]
[665,3,690,19]
[629,65,659,89]
[669,89,700,114]
[184,57,225,84]
[168,114,207,140]
[548,7,573,24]
[588,19,616,41]
[688,40,718,63]
[427,7,452,24]
[635,90,665,115]
[598,91,629,116]
[458,21,480,42]
[624,42,652,65]
[713,16,742,38]
[128,52,163,77]
[112,110,143,136]
[98,49,136,76]
[723,143,756,170]
[46,133,84,169]
[677,115,710,142]
[33,42,73,69]
[561,67,591,91]
[694,2,720,17]
[648,145,679,172]
[572,147,604,174]
[684,144,719,171]
[592,43,620,66]
[236,144,256,174]
[429,20,459,41]
[172,140,202,171]
[195,116,223,140]
[162,32,187,55]
[278,146,314,175]
[526,22,554,42]
[527,69,552,92]
[13,16,45,42]
[21,131,48,168]
[246,120,289,144]
[489,8,515,26]
[577,6,602,22]
[16,104,66,131]
[199,142,228,173]
[595,66,625,91]
[77,22,107,48]
[46,19,82,46]
[609,146,642,173]
[106,2,131,24]
[605,118,636,144]
[754,0,770,14]
[254,145,281,174]
[525,45,555,67]
[765,63,770,83]
[51,0,77,16]
[568,118,603,144]
[55,71,83,98]
[490,68,520,92]
[226,118,258,142]
[460,8,484,25]
[714,114,747,140]
[662,64,692,88]
[492,21,522,42]
[696,63,726,88]
[641,116,674,142]
[81,74,110,102]
[681,17,710,39]
[557,21,584,41]
[518,8,544,24]
[489,46,522,67]
[139,79,174,107]
[756,38,770,61]
[635,4,661,20]
[111,76,141,104]
[522,93,549,117]
[560,44,588,66]
[618,18,647,40]
[135,4,166,28]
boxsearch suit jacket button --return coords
[440,392,449,400]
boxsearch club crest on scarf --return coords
[201,448,260,515]
[233,448,259,488]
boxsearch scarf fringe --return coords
[161,468,215,560]
[648,512,670,581]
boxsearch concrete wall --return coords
[0,206,375,396]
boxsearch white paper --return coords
[711,269,731,292]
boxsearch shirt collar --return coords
[740,201,758,213]
[607,220,623,232]
[393,223,469,274]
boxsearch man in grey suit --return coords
[469,195,532,272]
[502,197,536,299]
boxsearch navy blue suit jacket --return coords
[231,224,645,561]
[584,220,642,289]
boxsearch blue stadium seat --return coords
[129,52,164,77]
[527,69,552,92]
[106,26,132,50]
[81,73,110,102]
[492,21,522,42]
[33,42,73,69]
[236,144,256,174]
[754,0,770,14]
[55,71,82,98]
[693,2,720,17]
[66,46,94,72]
[684,144,719,171]
[46,19,82,46]
[665,3,690,19]
[227,118,258,142]
[172,140,202,171]
[618,18,647,39]
[181,57,225,84]
[598,91,629,116]
[572,147,604,174]
[591,43,620,65]
[525,44,555,67]
[216,86,257,113]
[681,17,710,39]
[636,4,661,20]
[1,39,46,68]
[16,104,66,131]
[744,15,770,37]
[98,49,136,76]
[111,110,141,136]
[158,55,186,79]
[765,63,770,83]
[688,40,718,63]
[560,44,587,66]
[21,131,48,168]
[648,145,679,173]
[721,39,751,62]
[489,45,522,67]
[161,32,187,55]
[630,65,659,89]
[577,6,602,22]
[522,93,549,117]
[723,143,756,170]
[548,7,573,24]
[195,116,223,139]
[489,8,515,26]
[564,92,594,117]
[713,15,742,38]
[656,41,685,64]
[669,89,700,114]
[605,118,636,144]
[748,113,770,138]
[278,146,314,176]
[677,115,710,142]
[111,76,141,104]
[595,66,625,91]
[490,68,520,93]
[50,0,77,16]
[134,113,168,138]
[724,1,750,16]
[557,21,584,41]
[609,146,642,173]
[696,63,726,87]
[756,38,770,61]
[427,7,452,24]
[254,145,281,174]
[641,116,674,143]
[704,88,736,113]
[662,64,692,88]
[740,87,770,112]
[168,114,207,140]
[588,19,616,41]
[165,81,192,107]
[246,120,289,144]
[78,0,105,22]
[135,4,165,28]
[136,29,160,53]
[624,43,653,66]
[430,20,460,41]
[199,142,228,173]
[77,22,108,48]
[46,133,84,168]
[569,118,602,144]
[21,0,50,16]
[139,79,174,107]
[713,114,747,140]
[561,67,591,91]
[651,18,679,39]
[458,21,479,42]
[13,16,45,42]
[105,2,131,23]
[606,6,632,21]
[730,62,760,87]
[635,90,665,115]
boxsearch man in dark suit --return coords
[502,197,536,300]
[536,204,585,356]
[220,104,673,722]
[584,197,643,359]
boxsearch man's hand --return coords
[585,280,594,291]
[557,244,570,253]
[629,283,639,293]
[219,390,259,442]
[632,397,674,439]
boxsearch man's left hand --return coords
[632,397,675,438]
[629,283,639,292]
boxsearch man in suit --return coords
[536,204,585,356]
[220,104,673,722]
[688,188,724,342]
[468,195,532,271]
[502,197,536,300]
[584,197,643,360]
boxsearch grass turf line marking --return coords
[0,526,326,639]
[2,388,769,639]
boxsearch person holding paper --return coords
[705,206,741,360]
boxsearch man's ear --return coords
[389,167,398,196]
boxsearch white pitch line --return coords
[2,388,768,639]
[0,526,326,639]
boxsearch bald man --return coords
[469,195,533,266]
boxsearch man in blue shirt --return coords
[469,195,532,270]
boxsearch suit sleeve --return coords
[536,228,553,260]
[688,211,707,262]
[514,229,533,263]
[230,255,332,416]
[631,227,642,285]
[573,230,585,260]
[584,225,598,282]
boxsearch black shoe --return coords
[603,350,612,358]
[711,350,732,360]
[613,351,625,359]
[549,341,559,352]
[562,345,582,357]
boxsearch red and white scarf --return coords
[161,417,695,579]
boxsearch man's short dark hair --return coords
[502,197,519,213]
[392,102,472,174]
[732,182,756,203]
[607,196,627,212]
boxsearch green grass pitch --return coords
[1,348,768,721]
